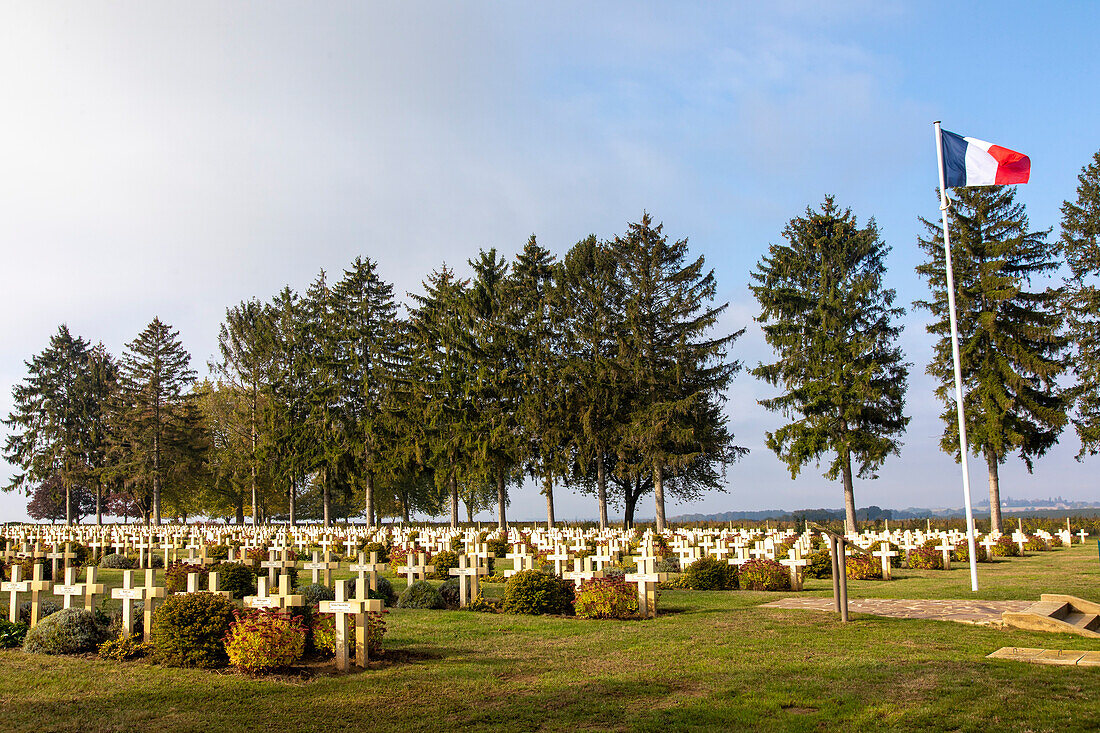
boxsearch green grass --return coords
[1,542,1098,732]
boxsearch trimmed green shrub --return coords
[438,579,460,610]
[98,632,152,661]
[804,549,833,579]
[0,619,29,648]
[225,610,305,673]
[737,559,790,591]
[656,556,681,574]
[206,544,230,561]
[100,553,136,569]
[1024,536,1049,552]
[151,592,237,668]
[487,538,509,557]
[164,561,209,593]
[397,580,445,610]
[212,562,255,599]
[682,557,737,590]
[19,599,61,625]
[362,541,390,562]
[573,577,639,619]
[431,550,459,580]
[466,593,500,614]
[297,583,335,608]
[845,553,882,580]
[501,570,574,615]
[953,541,991,563]
[23,608,105,654]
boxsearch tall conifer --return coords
[916,186,1068,533]
[752,197,909,533]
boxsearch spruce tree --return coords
[916,186,1068,533]
[612,214,745,531]
[751,197,909,533]
[467,249,521,530]
[212,298,275,525]
[4,325,96,524]
[85,343,118,524]
[331,256,401,526]
[1061,149,1100,456]
[511,237,566,529]
[558,236,625,529]
[113,318,199,525]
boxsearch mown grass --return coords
[1,541,1097,732]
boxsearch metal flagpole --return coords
[933,120,980,592]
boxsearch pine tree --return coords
[407,266,473,528]
[558,236,625,529]
[511,237,567,529]
[269,286,309,525]
[751,197,909,533]
[212,298,275,525]
[112,318,199,525]
[331,256,401,526]
[1061,149,1100,456]
[4,325,96,524]
[612,214,745,531]
[916,186,1068,533]
[467,249,521,530]
[85,343,118,525]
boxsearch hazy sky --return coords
[2,2,1098,523]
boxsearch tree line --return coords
[6,148,1100,532]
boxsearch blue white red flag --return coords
[940,129,1030,187]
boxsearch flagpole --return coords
[934,120,980,592]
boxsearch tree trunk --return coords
[596,452,608,531]
[544,473,555,530]
[623,479,638,530]
[449,473,459,529]
[401,491,410,523]
[235,495,245,525]
[496,469,507,530]
[364,471,375,528]
[841,447,857,535]
[95,480,102,526]
[153,399,162,526]
[250,383,258,527]
[323,467,331,528]
[465,499,474,524]
[288,475,296,526]
[653,461,667,532]
[985,448,1003,534]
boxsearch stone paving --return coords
[761,596,1032,626]
[987,647,1100,666]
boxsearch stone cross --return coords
[980,535,998,558]
[780,548,810,590]
[2,563,28,622]
[26,563,52,627]
[343,537,359,557]
[872,544,898,581]
[547,545,572,576]
[303,550,340,586]
[1078,529,1089,544]
[319,579,380,671]
[625,556,666,619]
[206,571,233,598]
[1011,529,1028,557]
[53,566,88,609]
[111,570,147,637]
[139,569,167,643]
[936,537,953,570]
[563,556,603,588]
[260,547,295,585]
[245,574,303,610]
[350,551,388,592]
[396,551,435,586]
[449,554,488,607]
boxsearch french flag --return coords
[940,129,1030,187]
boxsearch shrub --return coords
[350,576,397,608]
[449,536,465,552]
[311,610,387,658]
[437,579,460,610]
[19,599,61,625]
[804,549,833,579]
[466,593,500,614]
[164,562,210,593]
[98,632,152,661]
[992,536,1020,557]
[362,541,390,563]
[845,553,882,580]
[574,577,639,619]
[225,610,306,673]
[297,583,335,608]
[212,562,256,599]
[431,550,459,580]
[953,541,990,564]
[206,544,230,561]
[656,556,681,574]
[1024,536,1049,552]
[100,553,136,569]
[23,608,106,654]
[907,547,944,570]
[486,538,509,557]
[107,601,145,639]
[737,559,790,591]
[0,619,29,648]
[682,557,737,590]
[151,592,237,668]
[397,581,445,610]
[501,570,574,615]
[602,566,627,581]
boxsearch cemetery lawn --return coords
[1,544,1098,732]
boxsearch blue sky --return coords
[1,2,1097,522]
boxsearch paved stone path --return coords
[761,596,1032,626]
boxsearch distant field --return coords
[1,542,1097,732]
